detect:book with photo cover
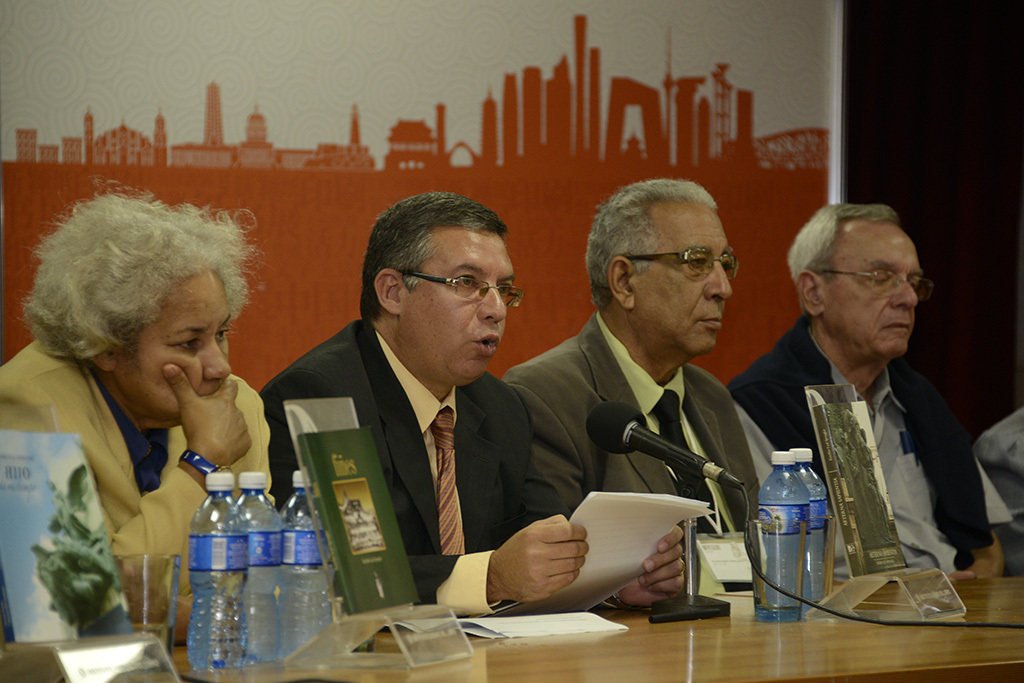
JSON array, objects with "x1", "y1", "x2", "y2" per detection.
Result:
[
  {"x1": 805, "y1": 385, "x2": 906, "y2": 576},
  {"x1": 0, "y1": 429, "x2": 132, "y2": 642},
  {"x1": 296, "y1": 426, "x2": 418, "y2": 614}
]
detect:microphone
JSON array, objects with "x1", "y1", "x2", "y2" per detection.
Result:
[{"x1": 586, "y1": 401, "x2": 745, "y2": 490}]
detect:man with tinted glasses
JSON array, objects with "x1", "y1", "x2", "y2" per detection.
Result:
[
  {"x1": 505, "y1": 179, "x2": 760, "y2": 577},
  {"x1": 729, "y1": 203, "x2": 1009, "y2": 579},
  {"x1": 261, "y1": 191, "x2": 683, "y2": 613}
]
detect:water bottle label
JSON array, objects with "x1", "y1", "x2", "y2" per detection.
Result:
[
  {"x1": 248, "y1": 530, "x2": 283, "y2": 566},
  {"x1": 809, "y1": 498, "x2": 827, "y2": 530},
  {"x1": 758, "y1": 504, "x2": 808, "y2": 535},
  {"x1": 189, "y1": 533, "x2": 248, "y2": 570},
  {"x1": 283, "y1": 529, "x2": 323, "y2": 566}
]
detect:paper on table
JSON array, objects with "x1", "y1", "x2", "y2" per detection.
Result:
[
  {"x1": 458, "y1": 612, "x2": 627, "y2": 638},
  {"x1": 492, "y1": 491, "x2": 709, "y2": 615}
]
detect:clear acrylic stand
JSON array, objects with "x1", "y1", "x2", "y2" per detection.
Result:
[
  {"x1": 0, "y1": 641, "x2": 65, "y2": 683},
  {"x1": 284, "y1": 599, "x2": 472, "y2": 670},
  {"x1": 806, "y1": 567, "x2": 965, "y2": 621}
]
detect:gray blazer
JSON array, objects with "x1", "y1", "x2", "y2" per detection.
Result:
[{"x1": 504, "y1": 313, "x2": 759, "y2": 521}]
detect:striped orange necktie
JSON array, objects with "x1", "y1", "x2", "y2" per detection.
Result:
[{"x1": 431, "y1": 406, "x2": 465, "y2": 555}]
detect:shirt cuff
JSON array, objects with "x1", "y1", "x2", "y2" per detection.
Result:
[{"x1": 435, "y1": 550, "x2": 495, "y2": 615}]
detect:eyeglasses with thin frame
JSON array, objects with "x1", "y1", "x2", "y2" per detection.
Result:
[
  {"x1": 818, "y1": 269, "x2": 934, "y2": 301},
  {"x1": 625, "y1": 247, "x2": 739, "y2": 280},
  {"x1": 403, "y1": 271, "x2": 525, "y2": 307}
]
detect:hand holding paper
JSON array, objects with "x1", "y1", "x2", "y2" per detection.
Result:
[
  {"x1": 492, "y1": 491, "x2": 708, "y2": 616},
  {"x1": 616, "y1": 525, "x2": 685, "y2": 606},
  {"x1": 487, "y1": 515, "x2": 589, "y2": 603}
]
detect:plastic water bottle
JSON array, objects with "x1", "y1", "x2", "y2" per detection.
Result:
[
  {"x1": 792, "y1": 447, "x2": 828, "y2": 610},
  {"x1": 280, "y1": 470, "x2": 332, "y2": 656},
  {"x1": 756, "y1": 450, "x2": 810, "y2": 622},
  {"x1": 187, "y1": 470, "x2": 248, "y2": 669},
  {"x1": 237, "y1": 471, "x2": 282, "y2": 663}
]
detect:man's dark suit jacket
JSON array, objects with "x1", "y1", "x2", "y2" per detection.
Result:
[
  {"x1": 260, "y1": 319, "x2": 568, "y2": 602},
  {"x1": 504, "y1": 314, "x2": 759, "y2": 521}
]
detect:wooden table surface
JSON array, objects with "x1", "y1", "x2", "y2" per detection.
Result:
[{"x1": 174, "y1": 577, "x2": 1024, "y2": 682}]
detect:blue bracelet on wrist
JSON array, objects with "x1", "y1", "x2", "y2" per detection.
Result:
[{"x1": 179, "y1": 449, "x2": 227, "y2": 475}]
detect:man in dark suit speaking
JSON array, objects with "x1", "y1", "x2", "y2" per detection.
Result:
[{"x1": 261, "y1": 192, "x2": 683, "y2": 614}]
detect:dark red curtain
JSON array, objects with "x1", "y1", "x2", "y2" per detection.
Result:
[{"x1": 844, "y1": 0, "x2": 1024, "y2": 437}]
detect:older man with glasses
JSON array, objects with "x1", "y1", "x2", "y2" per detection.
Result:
[
  {"x1": 260, "y1": 191, "x2": 683, "y2": 614},
  {"x1": 729, "y1": 202, "x2": 1009, "y2": 580},
  {"x1": 505, "y1": 179, "x2": 760, "y2": 597}
]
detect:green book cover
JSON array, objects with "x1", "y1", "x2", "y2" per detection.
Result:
[
  {"x1": 806, "y1": 385, "x2": 905, "y2": 577},
  {"x1": 297, "y1": 427, "x2": 418, "y2": 614}
]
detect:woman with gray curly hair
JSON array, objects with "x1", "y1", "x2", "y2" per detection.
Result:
[{"x1": 0, "y1": 191, "x2": 271, "y2": 642}]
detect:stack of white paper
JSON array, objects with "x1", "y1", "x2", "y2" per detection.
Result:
[{"x1": 493, "y1": 491, "x2": 709, "y2": 616}]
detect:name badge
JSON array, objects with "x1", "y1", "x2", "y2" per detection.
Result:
[{"x1": 696, "y1": 533, "x2": 751, "y2": 583}]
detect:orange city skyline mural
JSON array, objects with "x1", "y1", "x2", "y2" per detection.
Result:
[
  {"x1": 14, "y1": 18, "x2": 825, "y2": 173},
  {"x1": 3, "y1": 8, "x2": 833, "y2": 390}
]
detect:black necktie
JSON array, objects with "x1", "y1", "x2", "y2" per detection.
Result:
[
  {"x1": 653, "y1": 390, "x2": 687, "y2": 449},
  {"x1": 652, "y1": 389, "x2": 714, "y2": 532}
]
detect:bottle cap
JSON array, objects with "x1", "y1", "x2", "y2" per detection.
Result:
[
  {"x1": 292, "y1": 469, "x2": 310, "y2": 488},
  {"x1": 205, "y1": 470, "x2": 235, "y2": 491},
  {"x1": 791, "y1": 448, "x2": 813, "y2": 463},
  {"x1": 239, "y1": 471, "x2": 267, "y2": 490},
  {"x1": 770, "y1": 450, "x2": 795, "y2": 466}
]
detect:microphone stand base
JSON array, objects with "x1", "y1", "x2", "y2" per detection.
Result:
[{"x1": 649, "y1": 594, "x2": 731, "y2": 623}]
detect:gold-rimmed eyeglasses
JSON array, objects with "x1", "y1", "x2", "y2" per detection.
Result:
[
  {"x1": 625, "y1": 247, "x2": 739, "y2": 280},
  {"x1": 818, "y1": 269, "x2": 934, "y2": 301},
  {"x1": 403, "y1": 272, "x2": 525, "y2": 307}
]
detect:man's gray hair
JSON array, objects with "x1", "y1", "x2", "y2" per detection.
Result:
[
  {"x1": 24, "y1": 191, "x2": 257, "y2": 364},
  {"x1": 787, "y1": 203, "x2": 901, "y2": 282},
  {"x1": 586, "y1": 178, "x2": 718, "y2": 308}
]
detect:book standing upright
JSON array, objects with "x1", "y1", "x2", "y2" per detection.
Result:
[
  {"x1": 281, "y1": 398, "x2": 472, "y2": 669},
  {"x1": 0, "y1": 429, "x2": 132, "y2": 643},
  {"x1": 804, "y1": 385, "x2": 965, "y2": 621}
]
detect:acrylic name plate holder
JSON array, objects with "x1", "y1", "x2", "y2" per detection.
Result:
[
  {"x1": 283, "y1": 397, "x2": 472, "y2": 669},
  {"x1": 803, "y1": 385, "x2": 965, "y2": 622},
  {"x1": 806, "y1": 566, "x2": 965, "y2": 622}
]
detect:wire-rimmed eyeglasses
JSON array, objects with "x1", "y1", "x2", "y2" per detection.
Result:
[
  {"x1": 818, "y1": 269, "x2": 934, "y2": 301},
  {"x1": 625, "y1": 247, "x2": 739, "y2": 280},
  {"x1": 403, "y1": 272, "x2": 525, "y2": 307}
]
